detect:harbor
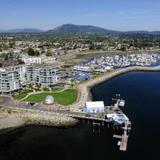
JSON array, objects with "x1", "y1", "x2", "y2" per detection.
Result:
[
  {"x1": 2, "y1": 65, "x2": 160, "y2": 152},
  {"x1": 1, "y1": 70, "x2": 160, "y2": 160},
  {"x1": 0, "y1": 93, "x2": 131, "y2": 151},
  {"x1": 73, "y1": 53, "x2": 160, "y2": 74},
  {"x1": 1, "y1": 65, "x2": 160, "y2": 153}
]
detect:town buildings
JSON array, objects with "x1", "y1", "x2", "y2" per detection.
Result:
[{"x1": 0, "y1": 63, "x2": 61, "y2": 93}]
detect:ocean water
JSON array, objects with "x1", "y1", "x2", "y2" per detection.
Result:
[{"x1": 0, "y1": 72, "x2": 160, "y2": 160}]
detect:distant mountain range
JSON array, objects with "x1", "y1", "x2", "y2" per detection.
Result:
[
  {"x1": 46, "y1": 24, "x2": 160, "y2": 36},
  {"x1": 0, "y1": 28, "x2": 42, "y2": 33},
  {"x1": 46, "y1": 24, "x2": 118, "y2": 35},
  {"x1": 0, "y1": 24, "x2": 160, "y2": 36}
]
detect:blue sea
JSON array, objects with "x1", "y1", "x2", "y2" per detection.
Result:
[{"x1": 0, "y1": 72, "x2": 160, "y2": 160}]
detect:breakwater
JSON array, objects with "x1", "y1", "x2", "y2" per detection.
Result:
[
  {"x1": 22, "y1": 111, "x2": 78, "y2": 127},
  {"x1": 72, "y1": 66, "x2": 160, "y2": 109}
]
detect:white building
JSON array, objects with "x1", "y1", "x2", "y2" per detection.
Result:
[
  {"x1": 0, "y1": 63, "x2": 61, "y2": 93},
  {"x1": 73, "y1": 65, "x2": 93, "y2": 72},
  {"x1": 42, "y1": 56, "x2": 56, "y2": 64},
  {"x1": 84, "y1": 101, "x2": 105, "y2": 113},
  {"x1": 25, "y1": 64, "x2": 60, "y2": 86},
  {"x1": 0, "y1": 65, "x2": 26, "y2": 93},
  {"x1": 22, "y1": 57, "x2": 42, "y2": 65}
]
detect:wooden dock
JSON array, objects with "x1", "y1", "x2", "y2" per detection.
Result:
[
  {"x1": 119, "y1": 131, "x2": 128, "y2": 151},
  {"x1": 113, "y1": 121, "x2": 131, "y2": 151}
]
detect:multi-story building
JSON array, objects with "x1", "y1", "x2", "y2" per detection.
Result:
[
  {"x1": 0, "y1": 65, "x2": 26, "y2": 93},
  {"x1": 0, "y1": 63, "x2": 61, "y2": 93},
  {"x1": 26, "y1": 64, "x2": 60, "y2": 86}
]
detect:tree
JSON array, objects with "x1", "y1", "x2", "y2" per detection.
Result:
[
  {"x1": 89, "y1": 43, "x2": 95, "y2": 50},
  {"x1": 34, "y1": 50, "x2": 40, "y2": 56},
  {"x1": 27, "y1": 48, "x2": 35, "y2": 56},
  {"x1": 27, "y1": 48, "x2": 40, "y2": 56},
  {"x1": 46, "y1": 50, "x2": 52, "y2": 56}
]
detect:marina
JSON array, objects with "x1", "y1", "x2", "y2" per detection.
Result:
[{"x1": 73, "y1": 53, "x2": 160, "y2": 74}]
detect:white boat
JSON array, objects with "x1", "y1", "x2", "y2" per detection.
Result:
[{"x1": 119, "y1": 99, "x2": 125, "y2": 107}]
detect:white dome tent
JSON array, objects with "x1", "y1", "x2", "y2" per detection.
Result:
[{"x1": 44, "y1": 95, "x2": 54, "y2": 105}]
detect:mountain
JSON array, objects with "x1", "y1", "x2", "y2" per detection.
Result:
[
  {"x1": 46, "y1": 24, "x2": 160, "y2": 36},
  {"x1": 0, "y1": 24, "x2": 160, "y2": 36},
  {"x1": 46, "y1": 24, "x2": 119, "y2": 35},
  {"x1": 0, "y1": 28, "x2": 43, "y2": 33}
]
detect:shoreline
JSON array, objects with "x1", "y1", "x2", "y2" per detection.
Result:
[
  {"x1": 77, "y1": 49, "x2": 160, "y2": 57},
  {"x1": 1, "y1": 65, "x2": 160, "y2": 131},
  {"x1": 0, "y1": 107, "x2": 78, "y2": 132},
  {"x1": 72, "y1": 66, "x2": 160, "y2": 108}
]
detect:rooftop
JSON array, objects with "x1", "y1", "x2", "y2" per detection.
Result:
[
  {"x1": 28, "y1": 63, "x2": 60, "y2": 68},
  {"x1": 86, "y1": 101, "x2": 105, "y2": 108},
  {"x1": 0, "y1": 60, "x2": 24, "y2": 68}
]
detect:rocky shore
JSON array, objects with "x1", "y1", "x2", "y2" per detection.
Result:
[
  {"x1": 0, "y1": 107, "x2": 78, "y2": 132},
  {"x1": 0, "y1": 108, "x2": 25, "y2": 130},
  {"x1": 22, "y1": 112, "x2": 78, "y2": 127}
]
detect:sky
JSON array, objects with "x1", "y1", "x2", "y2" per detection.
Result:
[{"x1": 0, "y1": 0, "x2": 160, "y2": 31}]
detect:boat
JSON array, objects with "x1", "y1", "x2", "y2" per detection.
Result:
[{"x1": 119, "y1": 99, "x2": 125, "y2": 107}]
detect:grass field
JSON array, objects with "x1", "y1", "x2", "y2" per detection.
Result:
[
  {"x1": 24, "y1": 89, "x2": 78, "y2": 105},
  {"x1": 15, "y1": 92, "x2": 28, "y2": 100}
]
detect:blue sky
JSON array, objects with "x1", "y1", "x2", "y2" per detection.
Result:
[{"x1": 0, "y1": 0, "x2": 160, "y2": 31}]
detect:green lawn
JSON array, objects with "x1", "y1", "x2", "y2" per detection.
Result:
[
  {"x1": 51, "y1": 87, "x2": 63, "y2": 92},
  {"x1": 24, "y1": 89, "x2": 78, "y2": 105},
  {"x1": 15, "y1": 92, "x2": 28, "y2": 100}
]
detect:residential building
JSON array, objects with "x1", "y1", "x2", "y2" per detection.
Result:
[
  {"x1": 0, "y1": 63, "x2": 61, "y2": 93},
  {"x1": 26, "y1": 64, "x2": 60, "y2": 86},
  {"x1": 0, "y1": 65, "x2": 26, "y2": 93}
]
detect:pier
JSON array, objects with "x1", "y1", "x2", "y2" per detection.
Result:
[
  {"x1": 113, "y1": 120, "x2": 131, "y2": 151},
  {"x1": 70, "y1": 111, "x2": 131, "y2": 152},
  {"x1": 69, "y1": 96, "x2": 132, "y2": 152},
  {"x1": 0, "y1": 95, "x2": 131, "y2": 152}
]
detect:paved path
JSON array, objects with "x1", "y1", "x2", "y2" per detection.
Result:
[{"x1": 20, "y1": 88, "x2": 68, "y2": 101}]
